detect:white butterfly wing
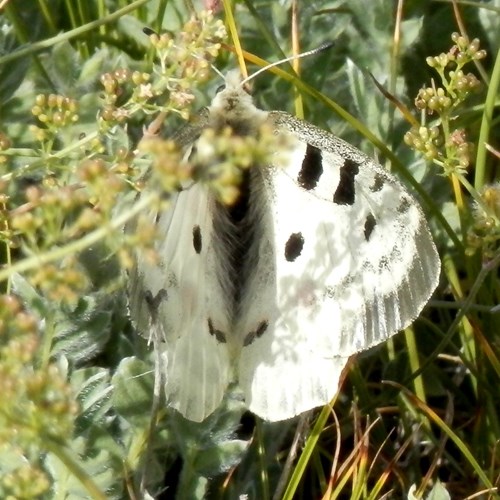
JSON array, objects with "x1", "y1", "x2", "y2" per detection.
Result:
[
  {"x1": 129, "y1": 182, "x2": 232, "y2": 422},
  {"x1": 130, "y1": 73, "x2": 439, "y2": 423},
  {"x1": 237, "y1": 112, "x2": 440, "y2": 421}
]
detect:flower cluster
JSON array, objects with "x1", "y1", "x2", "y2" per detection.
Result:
[
  {"x1": 0, "y1": 16, "x2": 231, "y2": 487},
  {"x1": 30, "y1": 94, "x2": 79, "y2": 148},
  {"x1": 1, "y1": 10, "x2": 228, "y2": 306},
  {"x1": 466, "y1": 183, "x2": 500, "y2": 259},
  {"x1": 0, "y1": 295, "x2": 78, "y2": 498},
  {"x1": 99, "y1": 11, "x2": 227, "y2": 129},
  {"x1": 189, "y1": 124, "x2": 291, "y2": 205},
  {"x1": 404, "y1": 33, "x2": 485, "y2": 175}
]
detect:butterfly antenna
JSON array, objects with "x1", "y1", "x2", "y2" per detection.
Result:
[
  {"x1": 241, "y1": 41, "x2": 334, "y2": 86},
  {"x1": 211, "y1": 64, "x2": 225, "y2": 80}
]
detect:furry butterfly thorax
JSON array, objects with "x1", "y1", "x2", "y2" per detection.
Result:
[{"x1": 128, "y1": 68, "x2": 440, "y2": 422}]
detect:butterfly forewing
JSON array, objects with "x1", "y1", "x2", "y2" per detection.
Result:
[
  {"x1": 273, "y1": 114, "x2": 440, "y2": 345},
  {"x1": 236, "y1": 113, "x2": 440, "y2": 420}
]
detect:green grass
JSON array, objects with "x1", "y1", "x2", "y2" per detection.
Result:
[{"x1": 0, "y1": 0, "x2": 499, "y2": 499}]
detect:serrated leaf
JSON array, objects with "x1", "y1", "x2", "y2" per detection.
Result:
[
  {"x1": 112, "y1": 357, "x2": 154, "y2": 427},
  {"x1": 167, "y1": 394, "x2": 246, "y2": 455},
  {"x1": 72, "y1": 367, "x2": 113, "y2": 426},
  {"x1": 11, "y1": 272, "x2": 49, "y2": 319},
  {"x1": 345, "y1": 58, "x2": 390, "y2": 142},
  {"x1": 101, "y1": 124, "x2": 132, "y2": 158},
  {"x1": 50, "y1": 41, "x2": 82, "y2": 95},
  {"x1": 52, "y1": 294, "x2": 112, "y2": 363},
  {"x1": 46, "y1": 437, "x2": 122, "y2": 500},
  {"x1": 400, "y1": 17, "x2": 424, "y2": 49},
  {"x1": 78, "y1": 47, "x2": 114, "y2": 88},
  {"x1": 176, "y1": 476, "x2": 208, "y2": 500},
  {"x1": 478, "y1": 3, "x2": 500, "y2": 48},
  {"x1": 190, "y1": 439, "x2": 250, "y2": 476},
  {"x1": 117, "y1": 15, "x2": 151, "y2": 49},
  {"x1": 0, "y1": 53, "x2": 29, "y2": 105}
]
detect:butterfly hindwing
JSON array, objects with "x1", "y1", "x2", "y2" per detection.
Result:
[{"x1": 130, "y1": 181, "x2": 232, "y2": 422}]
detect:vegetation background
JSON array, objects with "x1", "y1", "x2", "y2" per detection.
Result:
[{"x1": 0, "y1": 0, "x2": 498, "y2": 498}]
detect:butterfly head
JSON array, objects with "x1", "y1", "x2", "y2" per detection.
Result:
[{"x1": 208, "y1": 70, "x2": 268, "y2": 134}]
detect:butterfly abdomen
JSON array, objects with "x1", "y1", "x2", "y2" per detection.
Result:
[{"x1": 212, "y1": 167, "x2": 268, "y2": 325}]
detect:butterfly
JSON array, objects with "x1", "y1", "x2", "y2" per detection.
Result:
[{"x1": 128, "y1": 69, "x2": 440, "y2": 423}]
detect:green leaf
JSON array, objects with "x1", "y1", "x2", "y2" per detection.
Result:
[
  {"x1": 46, "y1": 437, "x2": 122, "y2": 500},
  {"x1": 72, "y1": 367, "x2": 113, "y2": 426},
  {"x1": 112, "y1": 357, "x2": 154, "y2": 427},
  {"x1": 52, "y1": 294, "x2": 113, "y2": 363},
  {"x1": 50, "y1": 41, "x2": 82, "y2": 95},
  {"x1": 189, "y1": 439, "x2": 250, "y2": 477}
]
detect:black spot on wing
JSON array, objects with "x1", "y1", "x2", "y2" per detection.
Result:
[
  {"x1": 192, "y1": 225, "x2": 202, "y2": 254},
  {"x1": 297, "y1": 144, "x2": 323, "y2": 190},
  {"x1": 378, "y1": 255, "x2": 390, "y2": 270},
  {"x1": 243, "y1": 320, "x2": 269, "y2": 347},
  {"x1": 370, "y1": 173, "x2": 385, "y2": 192},
  {"x1": 167, "y1": 272, "x2": 178, "y2": 288},
  {"x1": 364, "y1": 213, "x2": 376, "y2": 241},
  {"x1": 398, "y1": 197, "x2": 411, "y2": 213},
  {"x1": 144, "y1": 289, "x2": 168, "y2": 318},
  {"x1": 255, "y1": 320, "x2": 268, "y2": 338},
  {"x1": 333, "y1": 158, "x2": 360, "y2": 205},
  {"x1": 208, "y1": 318, "x2": 227, "y2": 344},
  {"x1": 285, "y1": 233, "x2": 304, "y2": 262}
]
